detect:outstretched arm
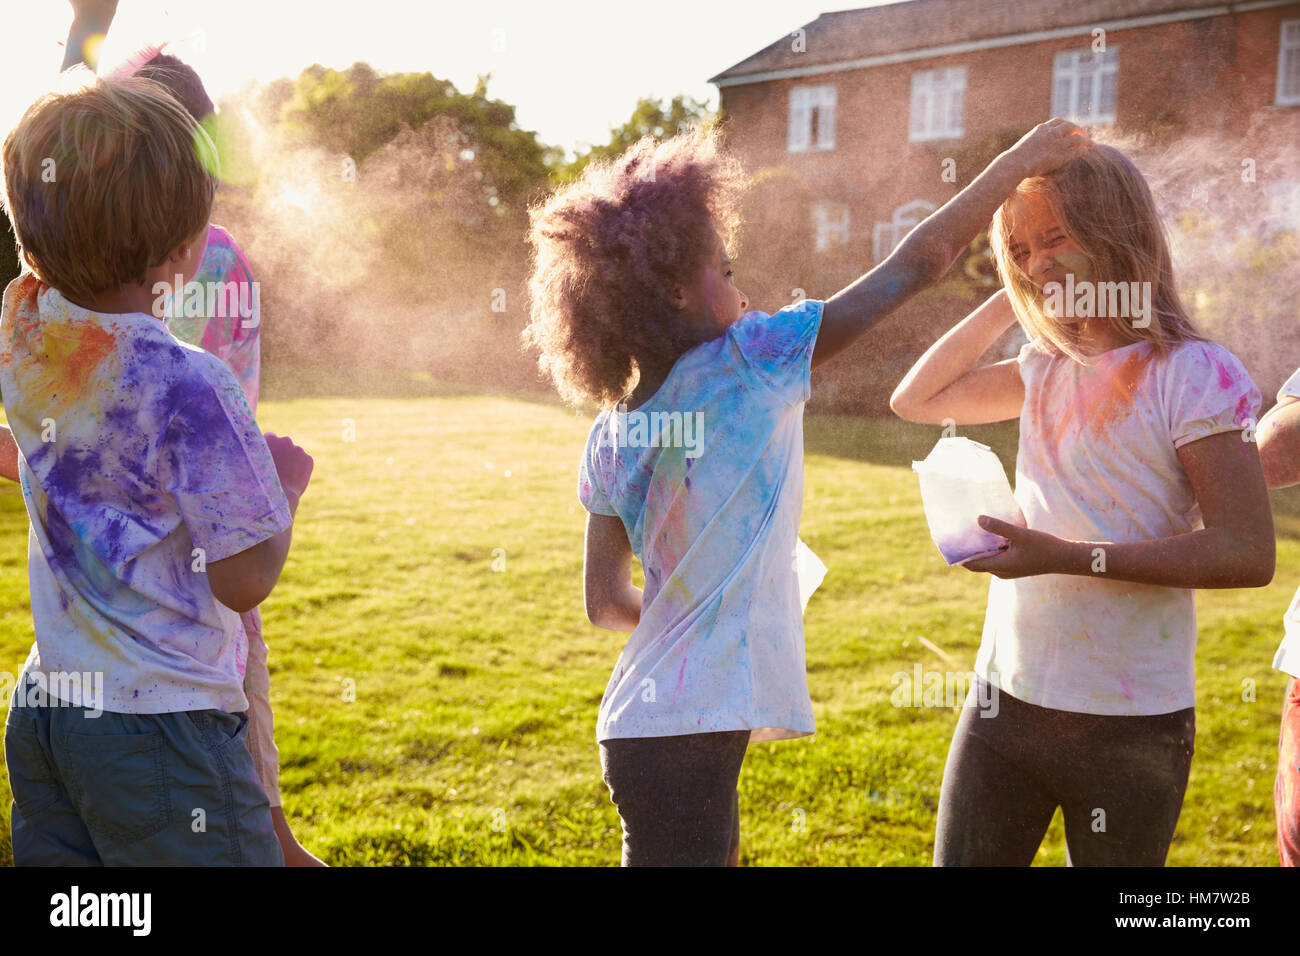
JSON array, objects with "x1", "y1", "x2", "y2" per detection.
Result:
[{"x1": 813, "y1": 118, "x2": 1089, "y2": 370}]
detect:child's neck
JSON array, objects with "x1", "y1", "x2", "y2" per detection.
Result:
[
  {"x1": 626, "y1": 374, "x2": 665, "y2": 411},
  {"x1": 626, "y1": 360, "x2": 677, "y2": 410},
  {"x1": 1075, "y1": 318, "x2": 1133, "y2": 357},
  {"x1": 64, "y1": 282, "x2": 161, "y2": 318}
]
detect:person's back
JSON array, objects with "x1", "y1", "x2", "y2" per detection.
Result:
[
  {"x1": 0, "y1": 75, "x2": 311, "y2": 866},
  {"x1": 579, "y1": 300, "x2": 822, "y2": 741},
  {"x1": 2, "y1": 274, "x2": 273, "y2": 708}
]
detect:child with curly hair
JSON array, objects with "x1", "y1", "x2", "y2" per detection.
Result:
[{"x1": 525, "y1": 119, "x2": 1089, "y2": 865}]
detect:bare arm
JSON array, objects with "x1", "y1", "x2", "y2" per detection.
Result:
[
  {"x1": 583, "y1": 512, "x2": 642, "y2": 631},
  {"x1": 890, "y1": 288, "x2": 1025, "y2": 424},
  {"x1": 967, "y1": 430, "x2": 1275, "y2": 588},
  {"x1": 813, "y1": 119, "x2": 1089, "y2": 370},
  {"x1": 205, "y1": 491, "x2": 298, "y2": 613},
  {"x1": 62, "y1": 0, "x2": 119, "y2": 71},
  {"x1": 1258, "y1": 393, "x2": 1300, "y2": 489},
  {"x1": 205, "y1": 433, "x2": 312, "y2": 613},
  {"x1": 0, "y1": 426, "x2": 18, "y2": 482}
]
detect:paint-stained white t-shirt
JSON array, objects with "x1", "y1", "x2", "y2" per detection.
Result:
[
  {"x1": 976, "y1": 337, "x2": 1260, "y2": 715},
  {"x1": 0, "y1": 275, "x2": 291, "y2": 715},
  {"x1": 579, "y1": 301, "x2": 823, "y2": 742}
]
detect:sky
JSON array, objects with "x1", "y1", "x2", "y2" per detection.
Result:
[{"x1": 1, "y1": 0, "x2": 897, "y2": 158}]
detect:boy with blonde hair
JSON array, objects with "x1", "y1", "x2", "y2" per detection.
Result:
[{"x1": 0, "y1": 75, "x2": 311, "y2": 865}]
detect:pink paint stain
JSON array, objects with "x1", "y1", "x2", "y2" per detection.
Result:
[
  {"x1": 1214, "y1": 360, "x2": 1235, "y2": 390},
  {"x1": 1118, "y1": 672, "x2": 1135, "y2": 701},
  {"x1": 1235, "y1": 392, "x2": 1254, "y2": 427}
]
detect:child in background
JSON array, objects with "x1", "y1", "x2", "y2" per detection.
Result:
[
  {"x1": 55, "y1": 1, "x2": 321, "y2": 865},
  {"x1": 0, "y1": 75, "x2": 310, "y2": 865},
  {"x1": 124, "y1": 49, "x2": 322, "y2": 867},
  {"x1": 892, "y1": 143, "x2": 1275, "y2": 866},
  {"x1": 525, "y1": 120, "x2": 1088, "y2": 865},
  {"x1": 1255, "y1": 371, "x2": 1300, "y2": 866}
]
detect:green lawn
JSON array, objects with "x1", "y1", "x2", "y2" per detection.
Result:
[{"x1": 0, "y1": 391, "x2": 1296, "y2": 866}]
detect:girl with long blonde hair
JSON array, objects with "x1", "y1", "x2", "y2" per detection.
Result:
[{"x1": 892, "y1": 143, "x2": 1275, "y2": 866}]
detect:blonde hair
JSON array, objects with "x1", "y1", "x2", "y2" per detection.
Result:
[
  {"x1": 990, "y1": 143, "x2": 1204, "y2": 363},
  {"x1": 1, "y1": 76, "x2": 218, "y2": 303}
]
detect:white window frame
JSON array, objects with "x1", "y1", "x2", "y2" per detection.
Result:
[
  {"x1": 1264, "y1": 180, "x2": 1300, "y2": 235},
  {"x1": 1278, "y1": 20, "x2": 1300, "y2": 106},
  {"x1": 873, "y1": 199, "x2": 936, "y2": 262},
  {"x1": 811, "y1": 201, "x2": 850, "y2": 252},
  {"x1": 909, "y1": 67, "x2": 966, "y2": 142},
  {"x1": 788, "y1": 85, "x2": 837, "y2": 153},
  {"x1": 1051, "y1": 48, "x2": 1119, "y2": 124}
]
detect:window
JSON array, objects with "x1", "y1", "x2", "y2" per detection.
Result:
[
  {"x1": 788, "y1": 85, "x2": 836, "y2": 152},
  {"x1": 909, "y1": 68, "x2": 966, "y2": 141},
  {"x1": 873, "y1": 200, "x2": 936, "y2": 262},
  {"x1": 1264, "y1": 180, "x2": 1300, "y2": 234},
  {"x1": 1052, "y1": 49, "x2": 1119, "y2": 124},
  {"x1": 1278, "y1": 20, "x2": 1300, "y2": 106},
  {"x1": 812, "y1": 202, "x2": 850, "y2": 252}
]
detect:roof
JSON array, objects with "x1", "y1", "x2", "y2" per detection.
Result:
[{"x1": 708, "y1": 0, "x2": 1288, "y2": 85}]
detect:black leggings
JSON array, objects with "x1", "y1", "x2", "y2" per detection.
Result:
[
  {"x1": 600, "y1": 730, "x2": 749, "y2": 866},
  {"x1": 934, "y1": 678, "x2": 1194, "y2": 866}
]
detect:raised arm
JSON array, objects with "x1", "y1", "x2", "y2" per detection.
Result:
[
  {"x1": 889, "y1": 288, "x2": 1025, "y2": 425},
  {"x1": 813, "y1": 119, "x2": 1089, "y2": 370},
  {"x1": 62, "y1": 0, "x2": 120, "y2": 71}
]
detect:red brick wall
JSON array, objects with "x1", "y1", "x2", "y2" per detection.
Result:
[
  {"x1": 717, "y1": 4, "x2": 1300, "y2": 413},
  {"x1": 719, "y1": 4, "x2": 1300, "y2": 253}
]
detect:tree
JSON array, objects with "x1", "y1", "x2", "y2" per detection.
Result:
[
  {"x1": 276, "y1": 64, "x2": 553, "y2": 206},
  {"x1": 555, "y1": 94, "x2": 715, "y2": 183}
]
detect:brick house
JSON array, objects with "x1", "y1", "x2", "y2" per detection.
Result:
[
  {"x1": 709, "y1": 0, "x2": 1300, "y2": 408},
  {"x1": 711, "y1": 0, "x2": 1299, "y2": 262}
]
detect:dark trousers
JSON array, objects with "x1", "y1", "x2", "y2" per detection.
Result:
[
  {"x1": 600, "y1": 730, "x2": 749, "y2": 866},
  {"x1": 934, "y1": 678, "x2": 1194, "y2": 866}
]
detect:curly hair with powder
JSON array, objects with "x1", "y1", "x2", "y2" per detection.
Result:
[{"x1": 524, "y1": 125, "x2": 748, "y2": 407}]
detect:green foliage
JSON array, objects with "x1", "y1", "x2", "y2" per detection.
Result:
[
  {"x1": 275, "y1": 63, "x2": 552, "y2": 204},
  {"x1": 554, "y1": 94, "x2": 716, "y2": 184}
]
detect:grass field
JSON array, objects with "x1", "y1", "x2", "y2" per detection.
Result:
[{"x1": 1, "y1": 387, "x2": 1298, "y2": 866}]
